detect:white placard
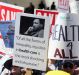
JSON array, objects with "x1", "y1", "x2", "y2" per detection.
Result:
[
  {"x1": 13, "y1": 13, "x2": 51, "y2": 71},
  {"x1": 48, "y1": 13, "x2": 79, "y2": 60},
  {"x1": 70, "y1": 0, "x2": 79, "y2": 13},
  {"x1": 58, "y1": 0, "x2": 69, "y2": 12}
]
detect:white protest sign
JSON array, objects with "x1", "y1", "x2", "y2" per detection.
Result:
[
  {"x1": 48, "y1": 13, "x2": 79, "y2": 60},
  {"x1": 70, "y1": 0, "x2": 79, "y2": 13},
  {"x1": 13, "y1": 13, "x2": 51, "y2": 71},
  {"x1": 58, "y1": 0, "x2": 69, "y2": 12}
]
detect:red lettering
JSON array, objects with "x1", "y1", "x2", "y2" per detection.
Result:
[
  {"x1": 1, "y1": 9, "x2": 5, "y2": 21},
  {"x1": 36, "y1": 12, "x2": 42, "y2": 16},
  {"x1": 54, "y1": 48, "x2": 78, "y2": 59},
  {"x1": 0, "y1": 5, "x2": 23, "y2": 21},
  {"x1": 54, "y1": 48, "x2": 62, "y2": 58},
  {"x1": 36, "y1": 10, "x2": 58, "y2": 25},
  {"x1": 62, "y1": 49, "x2": 69, "y2": 58},
  {"x1": 0, "y1": 9, "x2": 17, "y2": 21},
  {"x1": 6, "y1": 10, "x2": 10, "y2": 21},
  {"x1": 69, "y1": 50, "x2": 78, "y2": 59},
  {"x1": 11, "y1": 11, "x2": 16, "y2": 20}
]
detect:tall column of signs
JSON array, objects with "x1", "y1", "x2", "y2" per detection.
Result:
[{"x1": 0, "y1": 2, "x2": 24, "y2": 69}]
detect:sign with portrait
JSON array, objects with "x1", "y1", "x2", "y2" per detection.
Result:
[
  {"x1": 13, "y1": 13, "x2": 51, "y2": 71},
  {"x1": 48, "y1": 13, "x2": 79, "y2": 60}
]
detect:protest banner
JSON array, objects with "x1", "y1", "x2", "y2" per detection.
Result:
[
  {"x1": 0, "y1": 21, "x2": 15, "y2": 55},
  {"x1": 48, "y1": 13, "x2": 79, "y2": 60},
  {"x1": 69, "y1": 0, "x2": 79, "y2": 13},
  {"x1": 0, "y1": 21, "x2": 15, "y2": 48},
  {"x1": 0, "y1": 2, "x2": 23, "y2": 74},
  {"x1": 35, "y1": 9, "x2": 58, "y2": 34},
  {"x1": 58, "y1": 0, "x2": 69, "y2": 12},
  {"x1": 13, "y1": 13, "x2": 51, "y2": 71},
  {"x1": 0, "y1": 2, "x2": 24, "y2": 21}
]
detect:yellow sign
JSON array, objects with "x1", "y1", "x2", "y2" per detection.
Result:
[{"x1": 45, "y1": 70, "x2": 70, "y2": 75}]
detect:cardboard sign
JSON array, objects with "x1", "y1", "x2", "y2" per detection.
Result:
[
  {"x1": 13, "y1": 13, "x2": 51, "y2": 71},
  {"x1": 35, "y1": 9, "x2": 58, "y2": 33},
  {"x1": 0, "y1": 2, "x2": 24, "y2": 21},
  {"x1": 48, "y1": 13, "x2": 79, "y2": 60},
  {"x1": 70, "y1": 1, "x2": 79, "y2": 13},
  {"x1": 58, "y1": 0, "x2": 69, "y2": 12}
]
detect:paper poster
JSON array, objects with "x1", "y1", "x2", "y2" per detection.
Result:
[
  {"x1": 13, "y1": 13, "x2": 51, "y2": 71},
  {"x1": 48, "y1": 13, "x2": 79, "y2": 60},
  {"x1": 58, "y1": 0, "x2": 69, "y2": 12},
  {"x1": 0, "y1": 2, "x2": 24, "y2": 21}
]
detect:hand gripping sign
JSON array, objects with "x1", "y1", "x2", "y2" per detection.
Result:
[{"x1": 48, "y1": 13, "x2": 79, "y2": 60}]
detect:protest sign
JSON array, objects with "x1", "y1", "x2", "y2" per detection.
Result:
[
  {"x1": 48, "y1": 13, "x2": 79, "y2": 60},
  {"x1": 58, "y1": 0, "x2": 69, "y2": 12},
  {"x1": 70, "y1": 0, "x2": 79, "y2": 13},
  {"x1": 13, "y1": 13, "x2": 51, "y2": 71},
  {"x1": 0, "y1": 21, "x2": 15, "y2": 48},
  {"x1": 0, "y1": 2, "x2": 24, "y2": 21},
  {"x1": 0, "y1": 21, "x2": 15, "y2": 57},
  {"x1": 35, "y1": 9, "x2": 58, "y2": 34}
]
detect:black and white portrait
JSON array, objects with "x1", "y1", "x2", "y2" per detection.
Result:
[{"x1": 19, "y1": 16, "x2": 45, "y2": 38}]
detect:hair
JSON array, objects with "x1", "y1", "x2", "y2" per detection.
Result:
[
  {"x1": 33, "y1": 18, "x2": 45, "y2": 29},
  {"x1": 63, "y1": 61, "x2": 74, "y2": 69}
]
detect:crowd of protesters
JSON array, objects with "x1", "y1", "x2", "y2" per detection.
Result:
[
  {"x1": 1, "y1": 1, "x2": 79, "y2": 75},
  {"x1": 1, "y1": 59, "x2": 79, "y2": 75},
  {"x1": 24, "y1": 1, "x2": 56, "y2": 14}
]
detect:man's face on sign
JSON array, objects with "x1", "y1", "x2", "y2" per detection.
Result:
[{"x1": 33, "y1": 19, "x2": 40, "y2": 29}]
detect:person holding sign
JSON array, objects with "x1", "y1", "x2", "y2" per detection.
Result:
[{"x1": 24, "y1": 18, "x2": 44, "y2": 38}]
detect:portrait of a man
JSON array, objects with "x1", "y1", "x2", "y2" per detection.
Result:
[{"x1": 20, "y1": 16, "x2": 45, "y2": 38}]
